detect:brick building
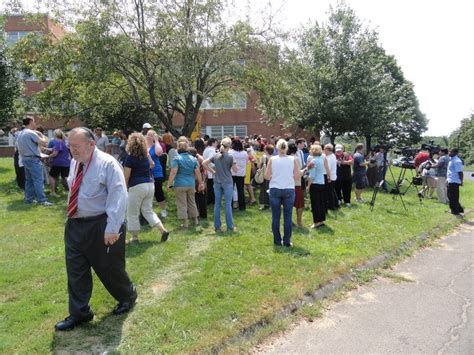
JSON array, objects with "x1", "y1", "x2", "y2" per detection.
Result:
[{"x1": 1, "y1": 14, "x2": 75, "y2": 156}]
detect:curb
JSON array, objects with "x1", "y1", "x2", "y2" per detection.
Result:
[{"x1": 211, "y1": 209, "x2": 473, "y2": 354}]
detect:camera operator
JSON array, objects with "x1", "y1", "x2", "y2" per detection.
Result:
[
  {"x1": 447, "y1": 148, "x2": 464, "y2": 216},
  {"x1": 375, "y1": 146, "x2": 389, "y2": 192},
  {"x1": 414, "y1": 146, "x2": 430, "y2": 169},
  {"x1": 430, "y1": 148, "x2": 449, "y2": 203},
  {"x1": 418, "y1": 158, "x2": 437, "y2": 199}
]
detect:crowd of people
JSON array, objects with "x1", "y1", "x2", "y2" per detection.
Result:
[
  {"x1": 8, "y1": 117, "x2": 466, "y2": 331},
  {"x1": 11, "y1": 118, "x2": 466, "y2": 245}
]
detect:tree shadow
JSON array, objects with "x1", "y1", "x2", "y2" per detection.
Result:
[
  {"x1": 51, "y1": 311, "x2": 128, "y2": 353},
  {"x1": 273, "y1": 245, "x2": 311, "y2": 257}
]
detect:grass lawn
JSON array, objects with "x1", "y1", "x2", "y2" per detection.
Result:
[{"x1": 1, "y1": 157, "x2": 473, "y2": 353}]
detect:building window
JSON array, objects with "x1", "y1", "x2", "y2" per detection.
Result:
[
  {"x1": 201, "y1": 93, "x2": 247, "y2": 110},
  {"x1": 21, "y1": 72, "x2": 38, "y2": 81},
  {"x1": 5, "y1": 31, "x2": 32, "y2": 46},
  {"x1": 201, "y1": 125, "x2": 247, "y2": 139}
]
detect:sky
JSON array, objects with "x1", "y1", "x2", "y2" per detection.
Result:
[
  {"x1": 11, "y1": 0, "x2": 474, "y2": 136},
  {"x1": 244, "y1": 0, "x2": 474, "y2": 136}
]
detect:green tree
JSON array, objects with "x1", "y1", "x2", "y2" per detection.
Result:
[
  {"x1": 10, "y1": 0, "x2": 254, "y2": 136},
  {"x1": 449, "y1": 114, "x2": 474, "y2": 165},
  {"x1": 0, "y1": 16, "x2": 21, "y2": 127},
  {"x1": 250, "y1": 3, "x2": 427, "y2": 147}
]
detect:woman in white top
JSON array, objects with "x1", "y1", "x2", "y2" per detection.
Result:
[
  {"x1": 264, "y1": 139, "x2": 299, "y2": 247},
  {"x1": 324, "y1": 144, "x2": 338, "y2": 210},
  {"x1": 230, "y1": 139, "x2": 248, "y2": 211}
]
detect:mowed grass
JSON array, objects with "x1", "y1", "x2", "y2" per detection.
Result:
[{"x1": 1, "y1": 157, "x2": 473, "y2": 353}]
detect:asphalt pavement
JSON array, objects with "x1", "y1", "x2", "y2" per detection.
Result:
[
  {"x1": 465, "y1": 170, "x2": 474, "y2": 183},
  {"x1": 259, "y1": 220, "x2": 474, "y2": 354}
]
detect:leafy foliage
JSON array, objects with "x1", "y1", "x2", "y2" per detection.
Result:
[
  {"x1": 0, "y1": 16, "x2": 21, "y2": 127},
  {"x1": 250, "y1": 3, "x2": 427, "y2": 146},
  {"x1": 449, "y1": 114, "x2": 474, "y2": 165},
  {"x1": 9, "y1": 0, "x2": 254, "y2": 136}
]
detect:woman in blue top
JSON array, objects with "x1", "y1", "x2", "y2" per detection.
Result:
[
  {"x1": 167, "y1": 137, "x2": 205, "y2": 229},
  {"x1": 146, "y1": 130, "x2": 168, "y2": 218},
  {"x1": 124, "y1": 133, "x2": 169, "y2": 243},
  {"x1": 306, "y1": 144, "x2": 331, "y2": 228}
]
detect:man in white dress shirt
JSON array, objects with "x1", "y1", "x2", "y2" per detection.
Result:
[{"x1": 55, "y1": 127, "x2": 136, "y2": 331}]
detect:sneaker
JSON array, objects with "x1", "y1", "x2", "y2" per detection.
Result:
[
  {"x1": 345, "y1": 203, "x2": 351, "y2": 208},
  {"x1": 40, "y1": 201, "x2": 53, "y2": 206},
  {"x1": 356, "y1": 198, "x2": 365, "y2": 203},
  {"x1": 160, "y1": 209, "x2": 168, "y2": 218}
]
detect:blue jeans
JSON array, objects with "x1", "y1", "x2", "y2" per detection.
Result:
[
  {"x1": 22, "y1": 158, "x2": 47, "y2": 203},
  {"x1": 269, "y1": 188, "x2": 295, "y2": 245},
  {"x1": 214, "y1": 182, "x2": 234, "y2": 230}
]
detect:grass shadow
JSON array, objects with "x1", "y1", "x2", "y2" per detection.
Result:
[
  {"x1": 273, "y1": 245, "x2": 311, "y2": 257},
  {"x1": 51, "y1": 311, "x2": 128, "y2": 353},
  {"x1": 0, "y1": 166, "x2": 11, "y2": 174},
  {"x1": 125, "y1": 240, "x2": 160, "y2": 258},
  {"x1": 294, "y1": 226, "x2": 311, "y2": 235},
  {"x1": 315, "y1": 224, "x2": 335, "y2": 235}
]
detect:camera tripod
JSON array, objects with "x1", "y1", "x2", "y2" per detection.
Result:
[
  {"x1": 370, "y1": 153, "x2": 411, "y2": 212},
  {"x1": 390, "y1": 165, "x2": 425, "y2": 205}
]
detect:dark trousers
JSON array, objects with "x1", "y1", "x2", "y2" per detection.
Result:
[
  {"x1": 14, "y1": 151, "x2": 25, "y2": 189},
  {"x1": 335, "y1": 178, "x2": 352, "y2": 204},
  {"x1": 447, "y1": 183, "x2": 464, "y2": 215},
  {"x1": 195, "y1": 191, "x2": 207, "y2": 219},
  {"x1": 159, "y1": 155, "x2": 167, "y2": 180},
  {"x1": 206, "y1": 178, "x2": 215, "y2": 204},
  {"x1": 65, "y1": 214, "x2": 135, "y2": 319},
  {"x1": 310, "y1": 183, "x2": 326, "y2": 223},
  {"x1": 325, "y1": 178, "x2": 338, "y2": 210},
  {"x1": 153, "y1": 178, "x2": 165, "y2": 203},
  {"x1": 233, "y1": 176, "x2": 246, "y2": 210},
  {"x1": 259, "y1": 179, "x2": 270, "y2": 206}
]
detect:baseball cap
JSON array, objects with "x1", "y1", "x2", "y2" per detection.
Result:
[
  {"x1": 335, "y1": 144, "x2": 344, "y2": 152},
  {"x1": 142, "y1": 123, "x2": 152, "y2": 129}
]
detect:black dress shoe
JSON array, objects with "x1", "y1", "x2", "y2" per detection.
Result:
[
  {"x1": 54, "y1": 313, "x2": 93, "y2": 331},
  {"x1": 113, "y1": 293, "x2": 137, "y2": 315},
  {"x1": 161, "y1": 231, "x2": 170, "y2": 242}
]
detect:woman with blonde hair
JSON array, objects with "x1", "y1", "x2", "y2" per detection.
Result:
[
  {"x1": 48, "y1": 129, "x2": 70, "y2": 196},
  {"x1": 264, "y1": 139, "x2": 299, "y2": 247},
  {"x1": 167, "y1": 138, "x2": 205, "y2": 228},
  {"x1": 124, "y1": 133, "x2": 169, "y2": 243},
  {"x1": 203, "y1": 137, "x2": 238, "y2": 232}
]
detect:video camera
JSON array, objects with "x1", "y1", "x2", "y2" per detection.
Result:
[
  {"x1": 393, "y1": 147, "x2": 418, "y2": 158},
  {"x1": 370, "y1": 143, "x2": 392, "y2": 152},
  {"x1": 421, "y1": 140, "x2": 441, "y2": 156}
]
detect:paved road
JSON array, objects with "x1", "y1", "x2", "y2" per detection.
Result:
[
  {"x1": 465, "y1": 171, "x2": 474, "y2": 183},
  {"x1": 259, "y1": 221, "x2": 474, "y2": 354}
]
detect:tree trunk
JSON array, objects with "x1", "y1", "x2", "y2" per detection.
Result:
[{"x1": 365, "y1": 135, "x2": 372, "y2": 152}]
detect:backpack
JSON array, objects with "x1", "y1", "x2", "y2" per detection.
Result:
[{"x1": 254, "y1": 156, "x2": 267, "y2": 184}]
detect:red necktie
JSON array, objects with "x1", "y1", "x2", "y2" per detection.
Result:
[{"x1": 67, "y1": 163, "x2": 84, "y2": 218}]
